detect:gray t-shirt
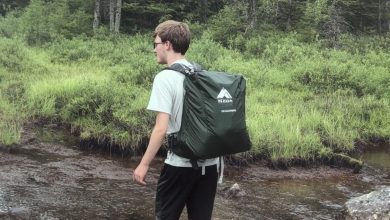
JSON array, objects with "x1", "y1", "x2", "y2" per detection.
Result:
[{"x1": 147, "y1": 59, "x2": 218, "y2": 167}]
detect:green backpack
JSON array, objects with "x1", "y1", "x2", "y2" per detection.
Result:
[{"x1": 166, "y1": 63, "x2": 251, "y2": 159}]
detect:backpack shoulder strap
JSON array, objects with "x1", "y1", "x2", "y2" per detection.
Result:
[{"x1": 164, "y1": 62, "x2": 202, "y2": 76}]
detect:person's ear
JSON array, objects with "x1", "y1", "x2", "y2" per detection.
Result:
[{"x1": 165, "y1": 41, "x2": 171, "y2": 50}]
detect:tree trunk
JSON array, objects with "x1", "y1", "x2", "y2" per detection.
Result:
[
  {"x1": 248, "y1": 0, "x2": 257, "y2": 30},
  {"x1": 114, "y1": 0, "x2": 122, "y2": 33},
  {"x1": 275, "y1": 1, "x2": 279, "y2": 24},
  {"x1": 201, "y1": 0, "x2": 208, "y2": 22},
  {"x1": 325, "y1": 1, "x2": 345, "y2": 48},
  {"x1": 93, "y1": 0, "x2": 101, "y2": 33},
  {"x1": 378, "y1": 0, "x2": 382, "y2": 34},
  {"x1": 109, "y1": 0, "x2": 115, "y2": 32},
  {"x1": 286, "y1": 0, "x2": 292, "y2": 31},
  {"x1": 387, "y1": 0, "x2": 390, "y2": 32}
]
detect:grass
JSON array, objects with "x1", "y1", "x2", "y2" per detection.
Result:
[
  {"x1": 0, "y1": 31, "x2": 389, "y2": 166},
  {"x1": 0, "y1": 92, "x2": 22, "y2": 147}
]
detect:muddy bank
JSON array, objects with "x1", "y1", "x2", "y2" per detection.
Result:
[
  {"x1": 0, "y1": 125, "x2": 389, "y2": 219},
  {"x1": 0, "y1": 126, "x2": 159, "y2": 219}
]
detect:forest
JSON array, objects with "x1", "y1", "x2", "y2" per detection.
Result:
[{"x1": 0, "y1": 0, "x2": 389, "y2": 167}]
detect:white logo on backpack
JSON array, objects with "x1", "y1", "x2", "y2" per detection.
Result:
[
  {"x1": 217, "y1": 88, "x2": 233, "y2": 103},
  {"x1": 217, "y1": 88, "x2": 232, "y2": 99}
]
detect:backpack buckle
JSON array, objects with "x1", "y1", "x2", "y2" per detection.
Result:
[
  {"x1": 167, "y1": 133, "x2": 178, "y2": 149},
  {"x1": 184, "y1": 69, "x2": 192, "y2": 75}
]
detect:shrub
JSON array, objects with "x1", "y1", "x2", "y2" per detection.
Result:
[
  {"x1": 49, "y1": 38, "x2": 92, "y2": 63},
  {"x1": 21, "y1": 0, "x2": 92, "y2": 46},
  {"x1": 0, "y1": 38, "x2": 29, "y2": 72},
  {"x1": 206, "y1": 3, "x2": 247, "y2": 47},
  {"x1": 0, "y1": 11, "x2": 23, "y2": 38},
  {"x1": 0, "y1": 95, "x2": 22, "y2": 146}
]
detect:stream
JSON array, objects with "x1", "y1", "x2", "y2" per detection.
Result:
[{"x1": 0, "y1": 125, "x2": 389, "y2": 220}]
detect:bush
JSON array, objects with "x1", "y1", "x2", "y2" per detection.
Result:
[
  {"x1": 0, "y1": 11, "x2": 22, "y2": 38},
  {"x1": 293, "y1": 61, "x2": 361, "y2": 95},
  {"x1": 206, "y1": 3, "x2": 247, "y2": 47},
  {"x1": 49, "y1": 38, "x2": 92, "y2": 63},
  {"x1": 0, "y1": 95, "x2": 22, "y2": 146},
  {"x1": 25, "y1": 66, "x2": 153, "y2": 149},
  {"x1": 187, "y1": 35, "x2": 227, "y2": 69},
  {"x1": 21, "y1": 0, "x2": 93, "y2": 46},
  {"x1": 0, "y1": 38, "x2": 29, "y2": 72},
  {"x1": 0, "y1": 38, "x2": 48, "y2": 103}
]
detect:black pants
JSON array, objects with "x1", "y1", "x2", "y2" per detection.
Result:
[{"x1": 155, "y1": 164, "x2": 218, "y2": 220}]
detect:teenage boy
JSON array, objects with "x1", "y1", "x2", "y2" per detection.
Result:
[{"x1": 133, "y1": 20, "x2": 219, "y2": 220}]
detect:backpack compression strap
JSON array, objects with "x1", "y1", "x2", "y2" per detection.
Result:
[{"x1": 164, "y1": 62, "x2": 202, "y2": 76}]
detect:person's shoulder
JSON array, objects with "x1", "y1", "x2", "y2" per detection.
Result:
[
  {"x1": 153, "y1": 69, "x2": 183, "y2": 86},
  {"x1": 155, "y1": 69, "x2": 179, "y2": 79},
  {"x1": 172, "y1": 59, "x2": 193, "y2": 68}
]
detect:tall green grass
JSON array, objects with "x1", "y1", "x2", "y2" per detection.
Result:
[
  {"x1": 0, "y1": 91, "x2": 22, "y2": 147},
  {"x1": 0, "y1": 31, "x2": 389, "y2": 164}
]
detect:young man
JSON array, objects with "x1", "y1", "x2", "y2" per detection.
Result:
[{"x1": 132, "y1": 20, "x2": 219, "y2": 220}]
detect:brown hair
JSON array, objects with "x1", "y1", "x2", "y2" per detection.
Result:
[{"x1": 154, "y1": 20, "x2": 191, "y2": 55}]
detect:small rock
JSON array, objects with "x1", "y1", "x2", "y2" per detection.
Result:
[
  {"x1": 9, "y1": 207, "x2": 32, "y2": 220},
  {"x1": 343, "y1": 187, "x2": 390, "y2": 220},
  {"x1": 40, "y1": 211, "x2": 60, "y2": 220},
  {"x1": 28, "y1": 175, "x2": 49, "y2": 185},
  {"x1": 223, "y1": 183, "x2": 246, "y2": 198}
]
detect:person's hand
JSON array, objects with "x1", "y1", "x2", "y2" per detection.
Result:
[{"x1": 133, "y1": 163, "x2": 149, "y2": 185}]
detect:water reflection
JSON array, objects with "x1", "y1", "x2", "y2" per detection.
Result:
[
  {"x1": 0, "y1": 126, "x2": 389, "y2": 219},
  {"x1": 362, "y1": 144, "x2": 390, "y2": 168},
  {"x1": 213, "y1": 145, "x2": 390, "y2": 219},
  {"x1": 0, "y1": 187, "x2": 10, "y2": 213}
]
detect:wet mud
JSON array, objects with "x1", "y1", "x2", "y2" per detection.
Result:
[{"x1": 0, "y1": 125, "x2": 389, "y2": 219}]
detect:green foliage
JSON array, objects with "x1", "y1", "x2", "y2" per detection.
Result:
[
  {"x1": 293, "y1": 57, "x2": 361, "y2": 95},
  {"x1": 121, "y1": 0, "x2": 223, "y2": 34},
  {"x1": 20, "y1": 0, "x2": 92, "y2": 45},
  {"x1": 0, "y1": 2, "x2": 389, "y2": 164},
  {"x1": 0, "y1": 38, "x2": 27, "y2": 72},
  {"x1": 0, "y1": 0, "x2": 29, "y2": 17},
  {"x1": 49, "y1": 38, "x2": 93, "y2": 63},
  {"x1": 23, "y1": 34, "x2": 161, "y2": 149},
  {"x1": 206, "y1": 3, "x2": 247, "y2": 47},
  {"x1": 0, "y1": 11, "x2": 23, "y2": 38},
  {"x1": 341, "y1": 34, "x2": 390, "y2": 54},
  {"x1": 2, "y1": 0, "x2": 389, "y2": 40},
  {"x1": 0, "y1": 37, "x2": 48, "y2": 104},
  {"x1": 187, "y1": 35, "x2": 228, "y2": 69},
  {"x1": 25, "y1": 66, "x2": 153, "y2": 149},
  {"x1": 303, "y1": 0, "x2": 329, "y2": 29},
  {"x1": 0, "y1": 94, "x2": 22, "y2": 146}
]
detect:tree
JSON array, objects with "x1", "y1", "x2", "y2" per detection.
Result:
[
  {"x1": 248, "y1": 0, "x2": 258, "y2": 29},
  {"x1": 386, "y1": 0, "x2": 390, "y2": 32},
  {"x1": 114, "y1": 0, "x2": 122, "y2": 33},
  {"x1": 0, "y1": 0, "x2": 29, "y2": 16},
  {"x1": 109, "y1": 0, "x2": 121, "y2": 32},
  {"x1": 343, "y1": 0, "x2": 388, "y2": 34},
  {"x1": 109, "y1": 0, "x2": 115, "y2": 31},
  {"x1": 323, "y1": 1, "x2": 348, "y2": 47},
  {"x1": 201, "y1": 0, "x2": 208, "y2": 22},
  {"x1": 303, "y1": 0, "x2": 329, "y2": 30},
  {"x1": 93, "y1": 0, "x2": 101, "y2": 33},
  {"x1": 93, "y1": 0, "x2": 122, "y2": 33},
  {"x1": 375, "y1": 0, "x2": 390, "y2": 34}
]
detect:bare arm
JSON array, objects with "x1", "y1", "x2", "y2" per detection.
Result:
[{"x1": 133, "y1": 112, "x2": 169, "y2": 185}]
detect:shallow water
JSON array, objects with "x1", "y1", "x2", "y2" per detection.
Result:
[
  {"x1": 212, "y1": 143, "x2": 390, "y2": 220},
  {"x1": 0, "y1": 126, "x2": 389, "y2": 219}
]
